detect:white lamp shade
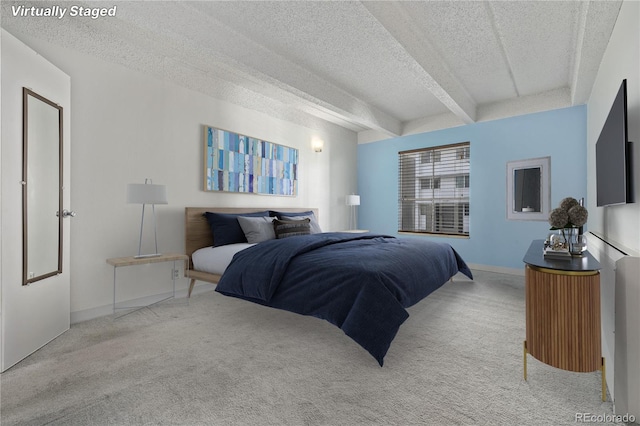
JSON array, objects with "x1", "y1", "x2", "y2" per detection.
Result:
[
  {"x1": 127, "y1": 183, "x2": 168, "y2": 204},
  {"x1": 346, "y1": 195, "x2": 360, "y2": 206}
]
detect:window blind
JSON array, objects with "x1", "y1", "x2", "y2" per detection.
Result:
[{"x1": 398, "y1": 142, "x2": 470, "y2": 236}]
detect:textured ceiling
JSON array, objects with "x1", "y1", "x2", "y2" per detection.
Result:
[{"x1": 1, "y1": 1, "x2": 622, "y2": 143}]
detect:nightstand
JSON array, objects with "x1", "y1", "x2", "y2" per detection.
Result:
[
  {"x1": 522, "y1": 240, "x2": 604, "y2": 401},
  {"x1": 106, "y1": 253, "x2": 188, "y2": 315}
]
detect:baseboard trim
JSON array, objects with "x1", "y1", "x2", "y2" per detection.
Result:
[
  {"x1": 467, "y1": 263, "x2": 525, "y2": 276},
  {"x1": 70, "y1": 282, "x2": 216, "y2": 324}
]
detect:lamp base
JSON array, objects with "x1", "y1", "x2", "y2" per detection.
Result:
[{"x1": 134, "y1": 253, "x2": 163, "y2": 259}]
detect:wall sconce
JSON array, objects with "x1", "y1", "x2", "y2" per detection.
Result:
[
  {"x1": 126, "y1": 178, "x2": 168, "y2": 258},
  {"x1": 312, "y1": 138, "x2": 324, "y2": 153}
]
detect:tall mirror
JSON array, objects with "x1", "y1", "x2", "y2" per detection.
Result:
[
  {"x1": 22, "y1": 88, "x2": 63, "y2": 285},
  {"x1": 506, "y1": 156, "x2": 550, "y2": 221}
]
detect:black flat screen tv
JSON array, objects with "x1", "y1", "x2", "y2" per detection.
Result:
[{"x1": 596, "y1": 79, "x2": 633, "y2": 207}]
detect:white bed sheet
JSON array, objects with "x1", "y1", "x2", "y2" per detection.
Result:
[{"x1": 192, "y1": 243, "x2": 255, "y2": 275}]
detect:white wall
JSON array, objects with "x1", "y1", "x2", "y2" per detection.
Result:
[
  {"x1": 4, "y1": 32, "x2": 358, "y2": 321},
  {"x1": 587, "y1": 0, "x2": 640, "y2": 418},
  {"x1": 1, "y1": 30, "x2": 71, "y2": 371},
  {"x1": 587, "y1": 2, "x2": 640, "y2": 253}
]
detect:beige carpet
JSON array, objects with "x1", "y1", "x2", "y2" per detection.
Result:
[{"x1": 0, "y1": 270, "x2": 622, "y2": 425}]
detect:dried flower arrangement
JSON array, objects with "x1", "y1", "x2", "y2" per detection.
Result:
[{"x1": 548, "y1": 197, "x2": 588, "y2": 229}]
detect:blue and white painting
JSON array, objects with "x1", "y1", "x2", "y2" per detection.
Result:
[{"x1": 204, "y1": 126, "x2": 298, "y2": 196}]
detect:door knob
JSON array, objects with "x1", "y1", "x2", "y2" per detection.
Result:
[{"x1": 62, "y1": 209, "x2": 76, "y2": 218}]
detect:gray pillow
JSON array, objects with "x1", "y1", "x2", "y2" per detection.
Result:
[
  {"x1": 237, "y1": 216, "x2": 276, "y2": 243},
  {"x1": 281, "y1": 214, "x2": 322, "y2": 234}
]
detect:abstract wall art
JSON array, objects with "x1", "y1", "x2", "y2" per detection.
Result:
[{"x1": 203, "y1": 126, "x2": 298, "y2": 196}]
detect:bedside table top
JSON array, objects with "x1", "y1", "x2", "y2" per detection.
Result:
[
  {"x1": 523, "y1": 240, "x2": 601, "y2": 272},
  {"x1": 107, "y1": 253, "x2": 188, "y2": 267}
]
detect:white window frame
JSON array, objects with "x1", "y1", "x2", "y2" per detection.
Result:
[{"x1": 506, "y1": 156, "x2": 551, "y2": 221}]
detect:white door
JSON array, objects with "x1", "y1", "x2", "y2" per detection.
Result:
[{"x1": 1, "y1": 30, "x2": 71, "y2": 372}]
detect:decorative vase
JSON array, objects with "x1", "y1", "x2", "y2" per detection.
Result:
[
  {"x1": 570, "y1": 234, "x2": 587, "y2": 255},
  {"x1": 562, "y1": 227, "x2": 576, "y2": 249},
  {"x1": 563, "y1": 227, "x2": 587, "y2": 255}
]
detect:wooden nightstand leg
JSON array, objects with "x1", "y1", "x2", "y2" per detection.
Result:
[
  {"x1": 601, "y1": 357, "x2": 606, "y2": 401},
  {"x1": 523, "y1": 340, "x2": 528, "y2": 381},
  {"x1": 188, "y1": 278, "x2": 196, "y2": 298}
]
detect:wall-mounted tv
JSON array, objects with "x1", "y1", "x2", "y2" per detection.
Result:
[{"x1": 596, "y1": 79, "x2": 633, "y2": 207}]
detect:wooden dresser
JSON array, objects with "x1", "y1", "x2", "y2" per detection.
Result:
[{"x1": 522, "y1": 240, "x2": 605, "y2": 401}]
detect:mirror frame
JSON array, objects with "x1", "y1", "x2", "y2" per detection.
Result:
[
  {"x1": 22, "y1": 87, "x2": 63, "y2": 285},
  {"x1": 506, "y1": 156, "x2": 550, "y2": 221}
]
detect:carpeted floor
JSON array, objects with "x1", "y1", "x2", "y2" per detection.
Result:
[{"x1": 0, "y1": 270, "x2": 622, "y2": 425}]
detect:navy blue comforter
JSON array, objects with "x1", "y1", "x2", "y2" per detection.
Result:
[{"x1": 215, "y1": 233, "x2": 473, "y2": 365}]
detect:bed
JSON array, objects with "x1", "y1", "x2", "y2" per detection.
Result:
[
  {"x1": 184, "y1": 207, "x2": 322, "y2": 295},
  {"x1": 185, "y1": 207, "x2": 473, "y2": 365}
]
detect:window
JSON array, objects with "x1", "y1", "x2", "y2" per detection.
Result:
[
  {"x1": 399, "y1": 142, "x2": 470, "y2": 236},
  {"x1": 420, "y1": 177, "x2": 441, "y2": 189},
  {"x1": 420, "y1": 151, "x2": 441, "y2": 163},
  {"x1": 457, "y1": 146, "x2": 470, "y2": 160},
  {"x1": 455, "y1": 175, "x2": 469, "y2": 189}
]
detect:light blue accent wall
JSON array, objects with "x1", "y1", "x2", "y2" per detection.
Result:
[{"x1": 357, "y1": 106, "x2": 587, "y2": 270}]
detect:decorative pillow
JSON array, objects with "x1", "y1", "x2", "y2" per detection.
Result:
[
  {"x1": 270, "y1": 210, "x2": 313, "y2": 218},
  {"x1": 204, "y1": 211, "x2": 270, "y2": 247},
  {"x1": 281, "y1": 214, "x2": 322, "y2": 234},
  {"x1": 270, "y1": 210, "x2": 322, "y2": 234},
  {"x1": 237, "y1": 216, "x2": 276, "y2": 244},
  {"x1": 273, "y1": 218, "x2": 311, "y2": 239}
]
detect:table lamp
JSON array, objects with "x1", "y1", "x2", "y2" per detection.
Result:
[
  {"x1": 126, "y1": 179, "x2": 167, "y2": 258},
  {"x1": 346, "y1": 194, "x2": 360, "y2": 230}
]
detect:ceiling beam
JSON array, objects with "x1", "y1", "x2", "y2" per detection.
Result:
[
  {"x1": 482, "y1": 2, "x2": 520, "y2": 98},
  {"x1": 176, "y1": 2, "x2": 403, "y2": 136},
  {"x1": 570, "y1": 0, "x2": 622, "y2": 105},
  {"x1": 19, "y1": 0, "x2": 402, "y2": 137},
  {"x1": 362, "y1": 1, "x2": 477, "y2": 124}
]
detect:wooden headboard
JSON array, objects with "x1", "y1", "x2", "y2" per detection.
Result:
[{"x1": 185, "y1": 207, "x2": 319, "y2": 267}]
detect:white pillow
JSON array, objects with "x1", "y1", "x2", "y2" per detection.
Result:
[
  {"x1": 237, "y1": 216, "x2": 276, "y2": 243},
  {"x1": 281, "y1": 214, "x2": 322, "y2": 234}
]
